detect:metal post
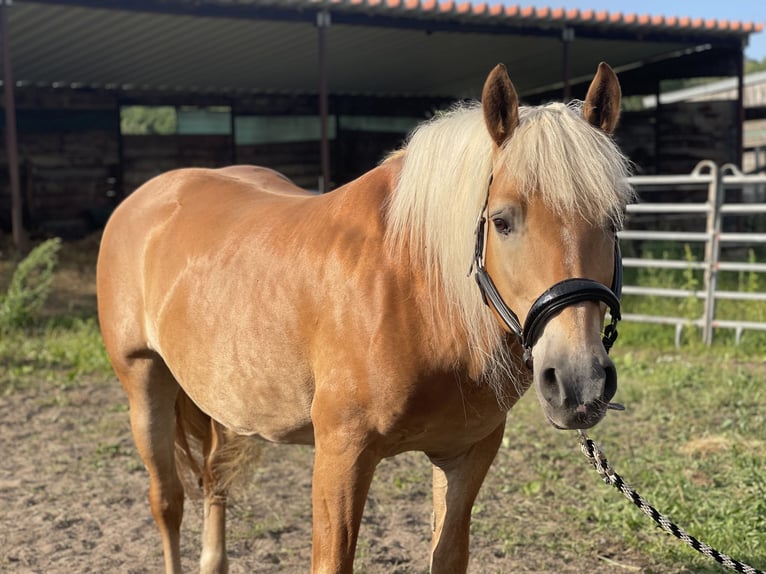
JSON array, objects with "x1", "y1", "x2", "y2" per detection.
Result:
[
  {"x1": 561, "y1": 28, "x2": 574, "y2": 102},
  {"x1": 229, "y1": 99, "x2": 238, "y2": 165},
  {"x1": 1, "y1": 0, "x2": 26, "y2": 251},
  {"x1": 702, "y1": 162, "x2": 722, "y2": 345},
  {"x1": 317, "y1": 10, "x2": 331, "y2": 193},
  {"x1": 653, "y1": 80, "x2": 662, "y2": 174},
  {"x1": 735, "y1": 45, "x2": 744, "y2": 170}
]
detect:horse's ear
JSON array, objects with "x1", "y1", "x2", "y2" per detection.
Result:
[
  {"x1": 583, "y1": 62, "x2": 621, "y2": 134},
  {"x1": 482, "y1": 64, "x2": 519, "y2": 147}
]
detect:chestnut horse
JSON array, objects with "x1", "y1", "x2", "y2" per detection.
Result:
[{"x1": 97, "y1": 63, "x2": 632, "y2": 573}]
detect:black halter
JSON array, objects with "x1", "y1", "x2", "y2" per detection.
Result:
[{"x1": 470, "y1": 175, "x2": 622, "y2": 368}]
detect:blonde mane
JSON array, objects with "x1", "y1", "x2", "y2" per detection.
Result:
[{"x1": 384, "y1": 101, "x2": 633, "y2": 401}]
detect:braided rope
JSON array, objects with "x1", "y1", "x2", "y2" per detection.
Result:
[{"x1": 578, "y1": 431, "x2": 765, "y2": 574}]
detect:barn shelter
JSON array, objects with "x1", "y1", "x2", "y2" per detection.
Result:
[{"x1": 0, "y1": 0, "x2": 763, "y2": 240}]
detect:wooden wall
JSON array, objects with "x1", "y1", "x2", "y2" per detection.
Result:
[
  {"x1": 0, "y1": 85, "x2": 743, "y2": 237},
  {"x1": 0, "y1": 88, "x2": 120, "y2": 236},
  {"x1": 1, "y1": 87, "x2": 439, "y2": 236}
]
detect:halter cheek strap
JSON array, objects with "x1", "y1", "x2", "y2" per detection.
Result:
[{"x1": 470, "y1": 175, "x2": 623, "y2": 368}]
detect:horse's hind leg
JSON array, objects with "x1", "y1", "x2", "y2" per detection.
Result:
[
  {"x1": 427, "y1": 422, "x2": 505, "y2": 574},
  {"x1": 199, "y1": 419, "x2": 229, "y2": 574},
  {"x1": 177, "y1": 394, "x2": 258, "y2": 573},
  {"x1": 118, "y1": 353, "x2": 184, "y2": 574}
]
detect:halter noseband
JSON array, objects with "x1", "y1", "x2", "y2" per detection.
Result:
[{"x1": 470, "y1": 175, "x2": 622, "y2": 368}]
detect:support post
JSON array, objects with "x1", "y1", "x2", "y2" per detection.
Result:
[
  {"x1": 317, "y1": 10, "x2": 331, "y2": 193},
  {"x1": 561, "y1": 28, "x2": 574, "y2": 102},
  {"x1": 735, "y1": 44, "x2": 745, "y2": 170},
  {"x1": 653, "y1": 80, "x2": 662, "y2": 174},
  {"x1": 702, "y1": 163, "x2": 722, "y2": 346},
  {"x1": 229, "y1": 98, "x2": 238, "y2": 165},
  {"x1": 1, "y1": 0, "x2": 26, "y2": 251}
]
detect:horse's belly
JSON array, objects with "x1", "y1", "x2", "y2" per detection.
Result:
[
  {"x1": 190, "y1": 369, "x2": 314, "y2": 444},
  {"x1": 161, "y1": 340, "x2": 316, "y2": 444}
]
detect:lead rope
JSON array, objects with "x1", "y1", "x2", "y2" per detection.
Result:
[{"x1": 578, "y1": 431, "x2": 765, "y2": 574}]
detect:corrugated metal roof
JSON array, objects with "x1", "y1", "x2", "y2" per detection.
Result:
[{"x1": 4, "y1": 0, "x2": 763, "y2": 99}]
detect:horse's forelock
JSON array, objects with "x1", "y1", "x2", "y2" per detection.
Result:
[{"x1": 503, "y1": 101, "x2": 634, "y2": 227}]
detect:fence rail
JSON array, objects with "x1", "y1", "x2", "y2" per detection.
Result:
[{"x1": 620, "y1": 160, "x2": 766, "y2": 345}]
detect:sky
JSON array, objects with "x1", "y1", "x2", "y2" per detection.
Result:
[{"x1": 519, "y1": 1, "x2": 765, "y2": 60}]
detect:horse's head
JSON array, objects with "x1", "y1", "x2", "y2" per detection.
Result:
[{"x1": 478, "y1": 62, "x2": 627, "y2": 429}]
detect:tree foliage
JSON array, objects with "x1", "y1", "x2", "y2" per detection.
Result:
[
  {"x1": 120, "y1": 106, "x2": 177, "y2": 135},
  {"x1": 745, "y1": 56, "x2": 766, "y2": 74}
]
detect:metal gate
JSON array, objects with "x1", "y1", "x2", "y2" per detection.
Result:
[{"x1": 620, "y1": 161, "x2": 766, "y2": 345}]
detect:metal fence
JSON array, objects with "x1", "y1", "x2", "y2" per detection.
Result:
[{"x1": 620, "y1": 160, "x2": 766, "y2": 345}]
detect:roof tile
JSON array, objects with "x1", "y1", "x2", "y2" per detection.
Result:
[
  {"x1": 456, "y1": 1, "x2": 471, "y2": 14},
  {"x1": 473, "y1": 3, "x2": 487, "y2": 16},
  {"x1": 344, "y1": 0, "x2": 765, "y2": 35}
]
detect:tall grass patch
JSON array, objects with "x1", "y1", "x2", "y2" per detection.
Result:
[
  {"x1": 0, "y1": 238, "x2": 111, "y2": 394},
  {"x1": 0, "y1": 238, "x2": 61, "y2": 331}
]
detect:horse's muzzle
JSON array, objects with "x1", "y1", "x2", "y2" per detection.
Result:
[{"x1": 535, "y1": 354, "x2": 617, "y2": 430}]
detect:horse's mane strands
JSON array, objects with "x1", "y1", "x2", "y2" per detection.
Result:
[
  {"x1": 384, "y1": 102, "x2": 504, "y2": 378},
  {"x1": 384, "y1": 100, "x2": 633, "y2": 399}
]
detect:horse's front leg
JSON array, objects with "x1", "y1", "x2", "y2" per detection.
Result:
[
  {"x1": 427, "y1": 421, "x2": 506, "y2": 574},
  {"x1": 310, "y1": 425, "x2": 380, "y2": 574}
]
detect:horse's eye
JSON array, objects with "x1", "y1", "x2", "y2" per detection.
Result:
[{"x1": 492, "y1": 217, "x2": 512, "y2": 235}]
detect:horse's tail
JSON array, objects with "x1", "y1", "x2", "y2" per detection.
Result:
[{"x1": 174, "y1": 391, "x2": 262, "y2": 498}]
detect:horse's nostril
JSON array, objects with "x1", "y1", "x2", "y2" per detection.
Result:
[{"x1": 540, "y1": 367, "x2": 561, "y2": 404}]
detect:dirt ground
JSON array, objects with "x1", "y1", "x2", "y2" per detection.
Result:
[{"x1": 0, "y1": 234, "x2": 661, "y2": 573}]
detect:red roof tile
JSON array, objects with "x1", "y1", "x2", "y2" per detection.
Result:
[{"x1": 336, "y1": 0, "x2": 763, "y2": 36}]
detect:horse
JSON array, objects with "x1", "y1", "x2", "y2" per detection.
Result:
[{"x1": 96, "y1": 62, "x2": 633, "y2": 573}]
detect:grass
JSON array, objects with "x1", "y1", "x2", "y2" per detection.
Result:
[
  {"x1": 620, "y1": 242, "x2": 766, "y2": 351},
  {"x1": 0, "y1": 317, "x2": 113, "y2": 395},
  {"x1": 481, "y1": 346, "x2": 766, "y2": 573}
]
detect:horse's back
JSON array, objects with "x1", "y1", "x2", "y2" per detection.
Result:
[
  {"x1": 100, "y1": 165, "x2": 313, "y2": 269},
  {"x1": 98, "y1": 165, "x2": 310, "y2": 310}
]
